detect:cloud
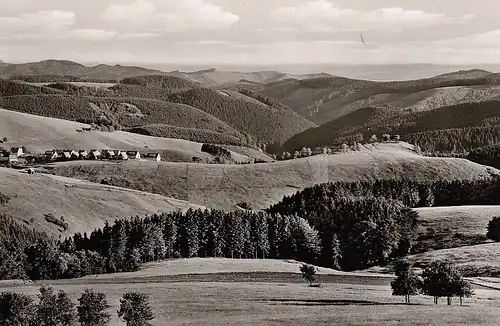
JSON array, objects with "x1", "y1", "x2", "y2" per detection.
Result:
[
  {"x1": 0, "y1": 10, "x2": 75, "y2": 36},
  {"x1": 432, "y1": 30, "x2": 500, "y2": 49},
  {"x1": 101, "y1": 0, "x2": 240, "y2": 31},
  {"x1": 116, "y1": 33, "x2": 162, "y2": 40},
  {"x1": 271, "y1": 0, "x2": 474, "y2": 32},
  {"x1": 68, "y1": 29, "x2": 118, "y2": 41},
  {"x1": 0, "y1": 10, "x2": 120, "y2": 42}
]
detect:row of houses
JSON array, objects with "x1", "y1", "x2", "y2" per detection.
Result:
[
  {"x1": 43, "y1": 149, "x2": 162, "y2": 162},
  {"x1": 1, "y1": 147, "x2": 162, "y2": 165}
]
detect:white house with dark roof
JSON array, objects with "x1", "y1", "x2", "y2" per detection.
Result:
[
  {"x1": 10, "y1": 147, "x2": 25, "y2": 157},
  {"x1": 79, "y1": 150, "x2": 88, "y2": 159},
  {"x1": 89, "y1": 149, "x2": 101, "y2": 160},
  {"x1": 126, "y1": 151, "x2": 141, "y2": 159},
  {"x1": 145, "y1": 153, "x2": 161, "y2": 162},
  {"x1": 115, "y1": 150, "x2": 128, "y2": 160},
  {"x1": 44, "y1": 150, "x2": 59, "y2": 161},
  {"x1": 101, "y1": 150, "x2": 116, "y2": 159}
]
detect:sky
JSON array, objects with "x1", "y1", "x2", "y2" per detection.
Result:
[{"x1": 0, "y1": 0, "x2": 499, "y2": 67}]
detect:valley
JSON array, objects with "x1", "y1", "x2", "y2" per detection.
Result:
[{"x1": 2, "y1": 60, "x2": 500, "y2": 325}]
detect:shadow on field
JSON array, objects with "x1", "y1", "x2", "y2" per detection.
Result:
[{"x1": 262, "y1": 298, "x2": 424, "y2": 306}]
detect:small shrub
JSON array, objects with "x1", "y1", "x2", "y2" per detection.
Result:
[
  {"x1": 44, "y1": 213, "x2": 69, "y2": 231},
  {"x1": 0, "y1": 192, "x2": 10, "y2": 205},
  {"x1": 236, "y1": 202, "x2": 252, "y2": 210},
  {"x1": 300, "y1": 264, "x2": 318, "y2": 286},
  {"x1": 487, "y1": 217, "x2": 500, "y2": 242}
]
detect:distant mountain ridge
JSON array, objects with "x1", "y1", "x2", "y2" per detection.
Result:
[
  {"x1": 0, "y1": 59, "x2": 333, "y2": 86},
  {"x1": 1, "y1": 60, "x2": 166, "y2": 82}
]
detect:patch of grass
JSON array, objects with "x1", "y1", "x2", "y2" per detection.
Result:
[
  {"x1": 2, "y1": 278, "x2": 499, "y2": 325},
  {"x1": 413, "y1": 206, "x2": 500, "y2": 253}
]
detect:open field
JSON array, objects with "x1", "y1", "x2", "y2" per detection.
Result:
[
  {"x1": 2, "y1": 272, "x2": 500, "y2": 325},
  {"x1": 46, "y1": 143, "x2": 500, "y2": 210},
  {"x1": 0, "y1": 167, "x2": 202, "y2": 236},
  {"x1": 408, "y1": 243, "x2": 500, "y2": 277},
  {"x1": 414, "y1": 206, "x2": 500, "y2": 251},
  {"x1": 0, "y1": 108, "x2": 270, "y2": 162}
]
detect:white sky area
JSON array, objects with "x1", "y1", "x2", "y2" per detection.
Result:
[{"x1": 0, "y1": 0, "x2": 497, "y2": 66}]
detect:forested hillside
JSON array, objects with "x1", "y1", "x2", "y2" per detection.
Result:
[
  {"x1": 259, "y1": 72, "x2": 500, "y2": 125},
  {"x1": 283, "y1": 100, "x2": 500, "y2": 153},
  {"x1": 0, "y1": 94, "x2": 249, "y2": 145}
]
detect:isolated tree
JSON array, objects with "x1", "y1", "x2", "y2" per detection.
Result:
[
  {"x1": 36, "y1": 285, "x2": 75, "y2": 326},
  {"x1": 453, "y1": 276, "x2": 474, "y2": 306},
  {"x1": 300, "y1": 264, "x2": 318, "y2": 286},
  {"x1": 0, "y1": 292, "x2": 35, "y2": 326},
  {"x1": 330, "y1": 234, "x2": 342, "y2": 270},
  {"x1": 421, "y1": 186, "x2": 435, "y2": 207},
  {"x1": 118, "y1": 292, "x2": 155, "y2": 326},
  {"x1": 77, "y1": 289, "x2": 111, "y2": 326},
  {"x1": 487, "y1": 217, "x2": 500, "y2": 242},
  {"x1": 390, "y1": 259, "x2": 422, "y2": 303},
  {"x1": 2, "y1": 137, "x2": 7, "y2": 143},
  {"x1": 422, "y1": 261, "x2": 469, "y2": 305}
]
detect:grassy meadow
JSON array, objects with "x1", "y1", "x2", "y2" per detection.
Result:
[{"x1": 2, "y1": 259, "x2": 500, "y2": 325}]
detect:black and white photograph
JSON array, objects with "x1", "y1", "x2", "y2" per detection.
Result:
[{"x1": 1, "y1": 0, "x2": 500, "y2": 325}]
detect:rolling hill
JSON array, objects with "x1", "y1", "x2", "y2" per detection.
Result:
[
  {"x1": 282, "y1": 100, "x2": 500, "y2": 153},
  {"x1": 108, "y1": 83, "x2": 316, "y2": 145},
  {"x1": 0, "y1": 94, "x2": 250, "y2": 146},
  {"x1": 0, "y1": 167, "x2": 202, "y2": 237},
  {"x1": 258, "y1": 72, "x2": 500, "y2": 125},
  {"x1": 0, "y1": 60, "x2": 167, "y2": 82},
  {"x1": 43, "y1": 142, "x2": 500, "y2": 210},
  {"x1": 166, "y1": 68, "x2": 332, "y2": 88},
  {"x1": 0, "y1": 108, "x2": 270, "y2": 163}
]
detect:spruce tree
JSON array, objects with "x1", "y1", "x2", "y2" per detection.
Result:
[
  {"x1": 390, "y1": 260, "x2": 422, "y2": 303},
  {"x1": 0, "y1": 292, "x2": 35, "y2": 326},
  {"x1": 118, "y1": 292, "x2": 155, "y2": 326},
  {"x1": 77, "y1": 289, "x2": 111, "y2": 326}
]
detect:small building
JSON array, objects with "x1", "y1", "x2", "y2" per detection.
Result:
[
  {"x1": 44, "y1": 150, "x2": 59, "y2": 161},
  {"x1": 56, "y1": 150, "x2": 72, "y2": 161},
  {"x1": 145, "y1": 153, "x2": 161, "y2": 162},
  {"x1": 126, "y1": 151, "x2": 141, "y2": 160},
  {"x1": 8, "y1": 154, "x2": 19, "y2": 164},
  {"x1": 79, "y1": 150, "x2": 89, "y2": 159},
  {"x1": 88, "y1": 149, "x2": 101, "y2": 160},
  {"x1": 70, "y1": 150, "x2": 80, "y2": 160},
  {"x1": 101, "y1": 150, "x2": 116, "y2": 160},
  {"x1": 115, "y1": 151, "x2": 128, "y2": 160},
  {"x1": 10, "y1": 147, "x2": 26, "y2": 157},
  {"x1": 0, "y1": 150, "x2": 9, "y2": 163}
]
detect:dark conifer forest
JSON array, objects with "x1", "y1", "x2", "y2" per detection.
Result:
[{"x1": 3, "y1": 176, "x2": 500, "y2": 281}]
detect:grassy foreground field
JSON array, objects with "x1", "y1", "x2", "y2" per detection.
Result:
[
  {"x1": 47, "y1": 143, "x2": 500, "y2": 210},
  {"x1": 1, "y1": 258, "x2": 500, "y2": 325}
]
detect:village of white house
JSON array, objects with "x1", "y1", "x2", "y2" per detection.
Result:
[{"x1": 0, "y1": 145, "x2": 161, "y2": 169}]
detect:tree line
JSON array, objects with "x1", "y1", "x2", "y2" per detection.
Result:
[
  {"x1": 0, "y1": 211, "x2": 322, "y2": 280},
  {"x1": 0, "y1": 286, "x2": 154, "y2": 326},
  {"x1": 268, "y1": 178, "x2": 500, "y2": 214}
]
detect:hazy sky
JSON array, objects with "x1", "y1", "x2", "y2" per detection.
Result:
[{"x1": 0, "y1": 0, "x2": 498, "y2": 66}]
